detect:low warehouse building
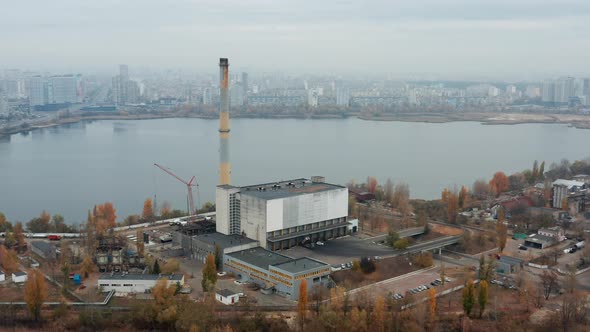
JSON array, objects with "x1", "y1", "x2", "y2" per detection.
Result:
[
  {"x1": 0, "y1": 270, "x2": 5, "y2": 282},
  {"x1": 12, "y1": 271, "x2": 27, "y2": 283},
  {"x1": 497, "y1": 256, "x2": 524, "y2": 274},
  {"x1": 216, "y1": 289, "x2": 240, "y2": 305},
  {"x1": 224, "y1": 247, "x2": 331, "y2": 300},
  {"x1": 98, "y1": 273, "x2": 184, "y2": 295},
  {"x1": 176, "y1": 232, "x2": 258, "y2": 266}
]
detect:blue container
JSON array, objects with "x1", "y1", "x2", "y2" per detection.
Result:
[{"x1": 73, "y1": 274, "x2": 81, "y2": 285}]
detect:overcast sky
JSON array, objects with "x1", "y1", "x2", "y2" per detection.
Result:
[{"x1": 2, "y1": 0, "x2": 589, "y2": 80}]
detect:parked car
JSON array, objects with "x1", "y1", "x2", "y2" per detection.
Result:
[
  {"x1": 217, "y1": 272, "x2": 227, "y2": 277},
  {"x1": 518, "y1": 245, "x2": 528, "y2": 251},
  {"x1": 234, "y1": 280, "x2": 244, "y2": 285},
  {"x1": 316, "y1": 241, "x2": 325, "y2": 246}
]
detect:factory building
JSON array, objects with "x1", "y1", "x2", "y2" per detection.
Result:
[
  {"x1": 175, "y1": 232, "x2": 258, "y2": 265},
  {"x1": 216, "y1": 177, "x2": 349, "y2": 250},
  {"x1": 224, "y1": 247, "x2": 331, "y2": 300},
  {"x1": 98, "y1": 273, "x2": 184, "y2": 296}
]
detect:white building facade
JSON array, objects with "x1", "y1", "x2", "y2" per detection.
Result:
[{"x1": 98, "y1": 273, "x2": 184, "y2": 296}]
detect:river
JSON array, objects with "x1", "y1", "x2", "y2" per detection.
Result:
[{"x1": 0, "y1": 117, "x2": 587, "y2": 224}]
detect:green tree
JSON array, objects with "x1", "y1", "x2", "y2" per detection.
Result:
[
  {"x1": 153, "y1": 259, "x2": 161, "y2": 274},
  {"x1": 478, "y1": 280, "x2": 489, "y2": 318},
  {"x1": 393, "y1": 238, "x2": 409, "y2": 250},
  {"x1": 386, "y1": 229, "x2": 400, "y2": 247},
  {"x1": 462, "y1": 279, "x2": 475, "y2": 316},
  {"x1": 539, "y1": 161, "x2": 545, "y2": 179},
  {"x1": 201, "y1": 254, "x2": 217, "y2": 292},
  {"x1": 214, "y1": 245, "x2": 222, "y2": 271}
]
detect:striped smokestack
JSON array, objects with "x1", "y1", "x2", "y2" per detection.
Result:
[{"x1": 219, "y1": 58, "x2": 231, "y2": 185}]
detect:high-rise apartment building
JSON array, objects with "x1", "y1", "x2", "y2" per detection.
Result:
[
  {"x1": 336, "y1": 88, "x2": 350, "y2": 106},
  {"x1": 49, "y1": 75, "x2": 77, "y2": 104},
  {"x1": 203, "y1": 87, "x2": 213, "y2": 105},
  {"x1": 230, "y1": 82, "x2": 244, "y2": 107},
  {"x1": 543, "y1": 78, "x2": 576, "y2": 104},
  {"x1": 0, "y1": 93, "x2": 8, "y2": 115},
  {"x1": 28, "y1": 76, "x2": 47, "y2": 106}
]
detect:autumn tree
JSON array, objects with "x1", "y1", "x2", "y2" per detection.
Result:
[
  {"x1": 532, "y1": 160, "x2": 539, "y2": 179},
  {"x1": 298, "y1": 279, "x2": 308, "y2": 328},
  {"x1": 94, "y1": 202, "x2": 117, "y2": 233},
  {"x1": 143, "y1": 198, "x2": 154, "y2": 221},
  {"x1": 462, "y1": 279, "x2": 475, "y2": 316},
  {"x1": 201, "y1": 254, "x2": 217, "y2": 292},
  {"x1": 136, "y1": 230, "x2": 145, "y2": 257},
  {"x1": 372, "y1": 295, "x2": 386, "y2": 332},
  {"x1": 442, "y1": 188, "x2": 459, "y2": 223},
  {"x1": 478, "y1": 280, "x2": 489, "y2": 318},
  {"x1": 384, "y1": 178, "x2": 394, "y2": 203},
  {"x1": 473, "y1": 179, "x2": 492, "y2": 200},
  {"x1": 428, "y1": 287, "x2": 437, "y2": 323},
  {"x1": 162, "y1": 259, "x2": 180, "y2": 274},
  {"x1": 392, "y1": 183, "x2": 410, "y2": 208},
  {"x1": 24, "y1": 269, "x2": 48, "y2": 321},
  {"x1": 160, "y1": 201, "x2": 172, "y2": 219},
  {"x1": 13, "y1": 222, "x2": 26, "y2": 252},
  {"x1": 0, "y1": 245, "x2": 18, "y2": 275},
  {"x1": 458, "y1": 185, "x2": 470, "y2": 209},
  {"x1": 80, "y1": 254, "x2": 95, "y2": 278},
  {"x1": 539, "y1": 161, "x2": 545, "y2": 179},
  {"x1": 0, "y1": 212, "x2": 11, "y2": 232},
  {"x1": 489, "y1": 172, "x2": 509, "y2": 196},
  {"x1": 152, "y1": 279, "x2": 179, "y2": 327},
  {"x1": 367, "y1": 176, "x2": 378, "y2": 194}
]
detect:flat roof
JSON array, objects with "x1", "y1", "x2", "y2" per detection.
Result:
[
  {"x1": 217, "y1": 288, "x2": 237, "y2": 297},
  {"x1": 13, "y1": 271, "x2": 26, "y2": 277},
  {"x1": 238, "y1": 178, "x2": 346, "y2": 200},
  {"x1": 273, "y1": 257, "x2": 329, "y2": 274},
  {"x1": 525, "y1": 234, "x2": 555, "y2": 244},
  {"x1": 499, "y1": 256, "x2": 524, "y2": 265},
  {"x1": 98, "y1": 273, "x2": 183, "y2": 281},
  {"x1": 194, "y1": 232, "x2": 256, "y2": 249},
  {"x1": 31, "y1": 241, "x2": 55, "y2": 252},
  {"x1": 227, "y1": 247, "x2": 293, "y2": 270}
]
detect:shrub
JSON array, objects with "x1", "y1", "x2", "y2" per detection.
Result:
[{"x1": 359, "y1": 257, "x2": 376, "y2": 274}]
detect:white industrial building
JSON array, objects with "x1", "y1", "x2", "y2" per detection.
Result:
[
  {"x1": 216, "y1": 289, "x2": 240, "y2": 305},
  {"x1": 98, "y1": 273, "x2": 184, "y2": 296},
  {"x1": 12, "y1": 271, "x2": 27, "y2": 283},
  {"x1": 0, "y1": 270, "x2": 5, "y2": 282},
  {"x1": 216, "y1": 177, "x2": 349, "y2": 250}
]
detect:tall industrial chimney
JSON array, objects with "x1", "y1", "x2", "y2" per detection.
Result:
[{"x1": 218, "y1": 58, "x2": 231, "y2": 185}]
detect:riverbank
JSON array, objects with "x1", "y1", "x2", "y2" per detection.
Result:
[
  {"x1": 358, "y1": 112, "x2": 590, "y2": 129},
  {"x1": 3, "y1": 110, "x2": 590, "y2": 138}
]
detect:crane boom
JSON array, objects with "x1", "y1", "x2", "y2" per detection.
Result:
[{"x1": 154, "y1": 163, "x2": 198, "y2": 216}]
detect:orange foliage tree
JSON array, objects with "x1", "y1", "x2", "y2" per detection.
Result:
[
  {"x1": 24, "y1": 269, "x2": 48, "y2": 321},
  {"x1": 13, "y1": 222, "x2": 26, "y2": 251},
  {"x1": 367, "y1": 176, "x2": 378, "y2": 194},
  {"x1": 94, "y1": 202, "x2": 117, "y2": 233},
  {"x1": 298, "y1": 279, "x2": 308, "y2": 327},
  {"x1": 143, "y1": 198, "x2": 154, "y2": 221},
  {"x1": 458, "y1": 185, "x2": 470, "y2": 208},
  {"x1": 442, "y1": 188, "x2": 459, "y2": 223},
  {"x1": 489, "y1": 172, "x2": 509, "y2": 196},
  {"x1": 0, "y1": 245, "x2": 19, "y2": 274}
]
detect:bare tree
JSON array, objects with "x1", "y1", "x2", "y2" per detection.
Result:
[{"x1": 540, "y1": 271, "x2": 559, "y2": 300}]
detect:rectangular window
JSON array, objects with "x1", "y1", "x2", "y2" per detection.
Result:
[{"x1": 123, "y1": 284, "x2": 133, "y2": 287}]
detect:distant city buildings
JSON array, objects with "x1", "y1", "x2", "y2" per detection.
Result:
[{"x1": 112, "y1": 64, "x2": 141, "y2": 105}]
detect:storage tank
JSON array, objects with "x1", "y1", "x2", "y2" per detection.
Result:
[{"x1": 112, "y1": 249, "x2": 123, "y2": 264}]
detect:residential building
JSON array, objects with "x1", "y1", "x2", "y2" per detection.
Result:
[
  {"x1": 538, "y1": 226, "x2": 566, "y2": 242},
  {"x1": 49, "y1": 75, "x2": 77, "y2": 104},
  {"x1": 216, "y1": 289, "x2": 240, "y2": 305},
  {"x1": 224, "y1": 247, "x2": 331, "y2": 300},
  {"x1": 230, "y1": 82, "x2": 244, "y2": 107},
  {"x1": 336, "y1": 88, "x2": 350, "y2": 106},
  {"x1": 552, "y1": 179, "x2": 586, "y2": 208},
  {"x1": 216, "y1": 178, "x2": 349, "y2": 250},
  {"x1": 0, "y1": 93, "x2": 8, "y2": 115},
  {"x1": 28, "y1": 76, "x2": 47, "y2": 106},
  {"x1": 98, "y1": 273, "x2": 184, "y2": 295},
  {"x1": 12, "y1": 271, "x2": 27, "y2": 283}
]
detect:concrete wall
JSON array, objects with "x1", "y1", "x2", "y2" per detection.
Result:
[{"x1": 240, "y1": 194, "x2": 268, "y2": 243}]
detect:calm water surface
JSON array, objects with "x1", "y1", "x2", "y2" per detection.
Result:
[{"x1": 1, "y1": 118, "x2": 588, "y2": 224}]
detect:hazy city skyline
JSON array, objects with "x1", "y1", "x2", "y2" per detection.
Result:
[{"x1": 2, "y1": 0, "x2": 590, "y2": 80}]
